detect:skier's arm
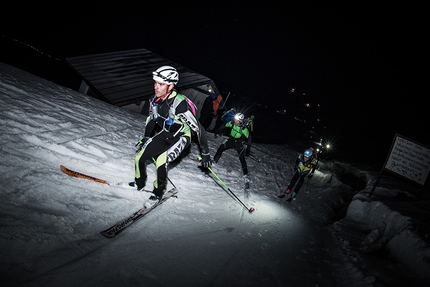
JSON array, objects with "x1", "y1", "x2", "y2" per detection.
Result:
[
  {"x1": 144, "y1": 99, "x2": 157, "y2": 137},
  {"x1": 308, "y1": 158, "x2": 318, "y2": 177},
  {"x1": 197, "y1": 123, "x2": 211, "y2": 168},
  {"x1": 144, "y1": 120, "x2": 156, "y2": 138}
]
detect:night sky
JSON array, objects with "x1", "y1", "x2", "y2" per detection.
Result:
[{"x1": 2, "y1": 2, "x2": 426, "y2": 163}]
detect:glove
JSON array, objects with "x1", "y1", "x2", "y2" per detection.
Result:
[
  {"x1": 135, "y1": 136, "x2": 150, "y2": 152},
  {"x1": 308, "y1": 173, "x2": 314, "y2": 179},
  {"x1": 200, "y1": 153, "x2": 212, "y2": 168},
  {"x1": 245, "y1": 146, "x2": 251, "y2": 157}
]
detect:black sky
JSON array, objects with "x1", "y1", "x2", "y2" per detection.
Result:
[{"x1": 2, "y1": 2, "x2": 426, "y2": 163}]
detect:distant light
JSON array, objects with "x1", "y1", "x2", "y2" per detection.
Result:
[{"x1": 305, "y1": 103, "x2": 310, "y2": 108}]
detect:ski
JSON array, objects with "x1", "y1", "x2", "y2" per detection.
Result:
[
  {"x1": 100, "y1": 188, "x2": 178, "y2": 238},
  {"x1": 277, "y1": 191, "x2": 295, "y2": 201},
  {"x1": 60, "y1": 165, "x2": 110, "y2": 185},
  {"x1": 60, "y1": 165, "x2": 178, "y2": 237},
  {"x1": 278, "y1": 191, "x2": 289, "y2": 198},
  {"x1": 60, "y1": 165, "x2": 138, "y2": 188}
]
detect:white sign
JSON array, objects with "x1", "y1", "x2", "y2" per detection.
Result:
[{"x1": 384, "y1": 134, "x2": 430, "y2": 185}]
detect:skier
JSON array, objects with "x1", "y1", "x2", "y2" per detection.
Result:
[
  {"x1": 132, "y1": 66, "x2": 212, "y2": 208},
  {"x1": 280, "y1": 148, "x2": 318, "y2": 199},
  {"x1": 212, "y1": 94, "x2": 223, "y2": 117},
  {"x1": 213, "y1": 112, "x2": 252, "y2": 188}
]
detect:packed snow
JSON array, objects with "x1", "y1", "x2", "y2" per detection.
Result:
[{"x1": 1, "y1": 62, "x2": 429, "y2": 287}]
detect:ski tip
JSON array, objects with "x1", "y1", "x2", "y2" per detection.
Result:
[
  {"x1": 100, "y1": 231, "x2": 116, "y2": 238},
  {"x1": 248, "y1": 207, "x2": 255, "y2": 213}
]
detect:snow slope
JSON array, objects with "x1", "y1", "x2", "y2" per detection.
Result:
[{"x1": 1, "y1": 62, "x2": 429, "y2": 287}]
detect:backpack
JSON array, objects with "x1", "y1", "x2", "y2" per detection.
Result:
[
  {"x1": 173, "y1": 93, "x2": 200, "y2": 133},
  {"x1": 173, "y1": 93, "x2": 197, "y2": 116}
]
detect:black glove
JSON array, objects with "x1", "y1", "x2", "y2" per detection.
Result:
[
  {"x1": 135, "y1": 136, "x2": 150, "y2": 152},
  {"x1": 245, "y1": 146, "x2": 251, "y2": 156},
  {"x1": 200, "y1": 153, "x2": 212, "y2": 168},
  {"x1": 308, "y1": 173, "x2": 314, "y2": 179}
]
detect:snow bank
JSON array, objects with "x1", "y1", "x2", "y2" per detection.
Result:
[{"x1": 344, "y1": 193, "x2": 430, "y2": 278}]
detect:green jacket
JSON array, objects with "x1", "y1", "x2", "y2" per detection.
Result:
[{"x1": 226, "y1": 121, "x2": 249, "y2": 141}]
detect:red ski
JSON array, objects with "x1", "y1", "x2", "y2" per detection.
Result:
[{"x1": 60, "y1": 165, "x2": 110, "y2": 185}]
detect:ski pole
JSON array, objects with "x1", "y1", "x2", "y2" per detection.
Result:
[
  {"x1": 207, "y1": 167, "x2": 255, "y2": 213},
  {"x1": 306, "y1": 176, "x2": 310, "y2": 193},
  {"x1": 220, "y1": 92, "x2": 230, "y2": 109},
  {"x1": 152, "y1": 157, "x2": 176, "y2": 189},
  {"x1": 195, "y1": 156, "x2": 254, "y2": 213},
  {"x1": 209, "y1": 167, "x2": 255, "y2": 213},
  {"x1": 248, "y1": 153, "x2": 261, "y2": 163}
]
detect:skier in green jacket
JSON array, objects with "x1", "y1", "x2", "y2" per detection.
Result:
[{"x1": 213, "y1": 112, "x2": 252, "y2": 188}]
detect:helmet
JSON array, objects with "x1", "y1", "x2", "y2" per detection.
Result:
[
  {"x1": 152, "y1": 66, "x2": 179, "y2": 85},
  {"x1": 234, "y1": 113, "x2": 244, "y2": 123},
  {"x1": 304, "y1": 149, "x2": 313, "y2": 158}
]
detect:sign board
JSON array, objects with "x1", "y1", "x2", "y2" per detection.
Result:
[{"x1": 384, "y1": 134, "x2": 430, "y2": 185}]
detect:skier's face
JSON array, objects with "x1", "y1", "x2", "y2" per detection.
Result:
[{"x1": 154, "y1": 81, "x2": 173, "y2": 99}]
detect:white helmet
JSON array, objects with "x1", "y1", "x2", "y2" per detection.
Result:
[
  {"x1": 152, "y1": 66, "x2": 179, "y2": 85},
  {"x1": 234, "y1": 113, "x2": 245, "y2": 123}
]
